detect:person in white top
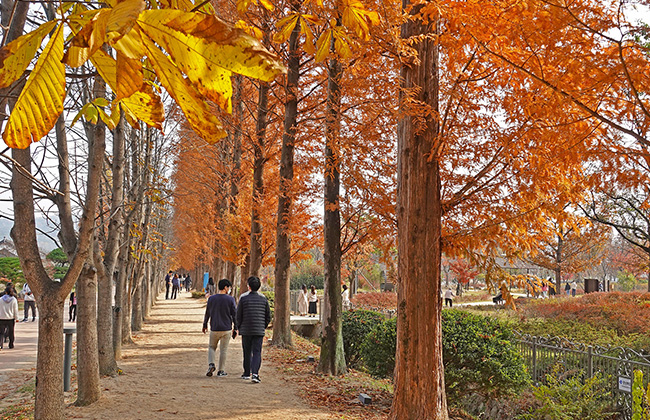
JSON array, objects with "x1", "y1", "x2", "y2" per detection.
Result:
[
  {"x1": 0, "y1": 285, "x2": 20, "y2": 349},
  {"x1": 22, "y1": 283, "x2": 36, "y2": 322},
  {"x1": 444, "y1": 289, "x2": 455, "y2": 308},
  {"x1": 308, "y1": 285, "x2": 318, "y2": 317},
  {"x1": 341, "y1": 284, "x2": 350, "y2": 311},
  {"x1": 298, "y1": 284, "x2": 309, "y2": 316}
]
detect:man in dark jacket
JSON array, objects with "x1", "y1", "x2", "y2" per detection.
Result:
[
  {"x1": 236, "y1": 276, "x2": 271, "y2": 383},
  {"x1": 164, "y1": 271, "x2": 172, "y2": 300},
  {"x1": 203, "y1": 279, "x2": 237, "y2": 377}
]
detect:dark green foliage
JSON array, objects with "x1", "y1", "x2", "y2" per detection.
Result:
[
  {"x1": 357, "y1": 309, "x2": 529, "y2": 403},
  {"x1": 46, "y1": 248, "x2": 68, "y2": 266},
  {"x1": 517, "y1": 365, "x2": 615, "y2": 420},
  {"x1": 0, "y1": 257, "x2": 24, "y2": 283},
  {"x1": 53, "y1": 266, "x2": 68, "y2": 280},
  {"x1": 443, "y1": 309, "x2": 530, "y2": 402},
  {"x1": 289, "y1": 272, "x2": 323, "y2": 290},
  {"x1": 360, "y1": 317, "x2": 397, "y2": 378},
  {"x1": 342, "y1": 310, "x2": 385, "y2": 367}
]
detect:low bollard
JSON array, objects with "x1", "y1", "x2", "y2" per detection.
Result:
[{"x1": 63, "y1": 327, "x2": 76, "y2": 392}]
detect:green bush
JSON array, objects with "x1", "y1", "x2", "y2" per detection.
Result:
[
  {"x1": 289, "y1": 273, "x2": 324, "y2": 290},
  {"x1": 191, "y1": 290, "x2": 205, "y2": 299},
  {"x1": 342, "y1": 310, "x2": 385, "y2": 368},
  {"x1": 358, "y1": 309, "x2": 529, "y2": 404},
  {"x1": 618, "y1": 270, "x2": 638, "y2": 292},
  {"x1": 360, "y1": 317, "x2": 397, "y2": 378},
  {"x1": 443, "y1": 310, "x2": 530, "y2": 403},
  {"x1": 261, "y1": 291, "x2": 274, "y2": 321},
  {"x1": 517, "y1": 365, "x2": 615, "y2": 420}
]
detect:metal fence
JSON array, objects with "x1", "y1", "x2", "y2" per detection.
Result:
[{"x1": 514, "y1": 332, "x2": 650, "y2": 419}]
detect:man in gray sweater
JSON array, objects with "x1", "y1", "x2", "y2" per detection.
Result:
[{"x1": 235, "y1": 276, "x2": 271, "y2": 383}]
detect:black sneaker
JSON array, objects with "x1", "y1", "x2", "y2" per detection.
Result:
[
  {"x1": 251, "y1": 374, "x2": 260, "y2": 383},
  {"x1": 240, "y1": 374, "x2": 250, "y2": 380},
  {"x1": 216, "y1": 371, "x2": 227, "y2": 377},
  {"x1": 206, "y1": 364, "x2": 216, "y2": 377}
]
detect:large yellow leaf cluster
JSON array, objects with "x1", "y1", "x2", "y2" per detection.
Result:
[{"x1": 0, "y1": 0, "x2": 286, "y2": 149}]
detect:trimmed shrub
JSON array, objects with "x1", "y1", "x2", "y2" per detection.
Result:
[
  {"x1": 359, "y1": 309, "x2": 529, "y2": 404},
  {"x1": 342, "y1": 310, "x2": 385, "y2": 368},
  {"x1": 443, "y1": 310, "x2": 530, "y2": 402},
  {"x1": 261, "y1": 291, "x2": 274, "y2": 321},
  {"x1": 360, "y1": 317, "x2": 397, "y2": 378},
  {"x1": 350, "y1": 292, "x2": 397, "y2": 311}
]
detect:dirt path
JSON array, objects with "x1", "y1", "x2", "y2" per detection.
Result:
[{"x1": 65, "y1": 293, "x2": 334, "y2": 420}]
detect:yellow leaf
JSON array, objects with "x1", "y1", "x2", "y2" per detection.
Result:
[
  {"x1": 106, "y1": 0, "x2": 146, "y2": 45},
  {"x1": 258, "y1": 0, "x2": 275, "y2": 11},
  {"x1": 235, "y1": 20, "x2": 263, "y2": 40},
  {"x1": 97, "y1": 107, "x2": 117, "y2": 130},
  {"x1": 138, "y1": 10, "x2": 285, "y2": 82},
  {"x1": 140, "y1": 34, "x2": 226, "y2": 142},
  {"x1": 315, "y1": 30, "x2": 332, "y2": 62},
  {"x1": 274, "y1": 14, "x2": 299, "y2": 44},
  {"x1": 112, "y1": 27, "x2": 146, "y2": 59},
  {"x1": 90, "y1": 49, "x2": 117, "y2": 92},
  {"x1": 116, "y1": 50, "x2": 143, "y2": 101},
  {"x1": 300, "y1": 18, "x2": 316, "y2": 55},
  {"x1": 3, "y1": 25, "x2": 65, "y2": 149},
  {"x1": 120, "y1": 83, "x2": 164, "y2": 130},
  {"x1": 0, "y1": 21, "x2": 56, "y2": 88},
  {"x1": 64, "y1": 10, "x2": 110, "y2": 68}
]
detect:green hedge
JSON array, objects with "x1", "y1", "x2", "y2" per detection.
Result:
[
  {"x1": 357, "y1": 310, "x2": 530, "y2": 403},
  {"x1": 360, "y1": 317, "x2": 397, "y2": 378},
  {"x1": 342, "y1": 310, "x2": 386, "y2": 368}
]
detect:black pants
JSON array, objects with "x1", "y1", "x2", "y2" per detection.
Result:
[
  {"x1": 24, "y1": 300, "x2": 36, "y2": 320},
  {"x1": 241, "y1": 335, "x2": 264, "y2": 376},
  {"x1": 171, "y1": 285, "x2": 179, "y2": 299},
  {"x1": 69, "y1": 304, "x2": 77, "y2": 322},
  {"x1": 0, "y1": 319, "x2": 15, "y2": 348},
  {"x1": 445, "y1": 298, "x2": 453, "y2": 307},
  {"x1": 165, "y1": 283, "x2": 170, "y2": 299}
]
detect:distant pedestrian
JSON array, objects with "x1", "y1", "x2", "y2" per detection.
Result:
[
  {"x1": 444, "y1": 288, "x2": 455, "y2": 307},
  {"x1": 342, "y1": 284, "x2": 350, "y2": 311},
  {"x1": 205, "y1": 277, "x2": 216, "y2": 299},
  {"x1": 565, "y1": 282, "x2": 570, "y2": 296},
  {"x1": 185, "y1": 274, "x2": 192, "y2": 292},
  {"x1": 165, "y1": 270, "x2": 172, "y2": 299},
  {"x1": 236, "y1": 276, "x2": 271, "y2": 384},
  {"x1": 203, "y1": 279, "x2": 237, "y2": 377},
  {"x1": 22, "y1": 283, "x2": 36, "y2": 321},
  {"x1": 308, "y1": 285, "x2": 318, "y2": 317},
  {"x1": 171, "y1": 274, "x2": 180, "y2": 299},
  {"x1": 0, "y1": 286, "x2": 19, "y2": 349},
  {"x1": 571, "y1": 281, "x2": 577, "y2": 297},
  {"x1": 541, "y1": 284, "x2": 548, "y2": 299},
  {"x1": 69, "y1": 291, "x2": 77, "y2": 322},
  {"x1": 298, "y1": 284, "x2": 308, "y2": 316}
]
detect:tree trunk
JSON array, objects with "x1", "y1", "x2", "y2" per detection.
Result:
[
  {"x1": 273, "y1": 6, "x2": 301, "y2": 348},
  {"x1": 318, "y1": 49, "x2": 346, "y2": 375},
  {"x1": 76, "y1": 260, "x2": 100, "y2": 405},
  {"x1": 113, "y1": 242, "x2": 128, "y2": 359},
  {"x1": 555, "y1": 233, "x2": 563, "y2": 293},
  {"x1": 390, "y1": 8, "x2": 448, "y2": 420},
  {"x1": 248, "y1": 82, "x2": 269, "y2": 278},
  {"x1": 97, "y1": 114, "x2": 125, "y2": 376},
  {"x1": 132, "y1": 272, "x2": 143, "y2": 331}
]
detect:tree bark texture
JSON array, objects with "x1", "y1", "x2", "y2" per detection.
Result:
[
  {"x1": 113, "y1": 241, "x2": 128, "y2": 358},
  {"x1": 318, "y1": 51, "x2": 346, "y2": 375},
  {"x1": 248, "y1": 82, "x2": 269, "y2": 278},
  {"x1": 390, "y1": 10, "x2": 448, "y2": 420},
  {"x1": 76, "y1": 260, "x2": 100, "y2": 405},
  {"x1": 273, "y1": 7, "x2": 301, "y2": 348},
  {"x1": 97, "y1": 113, "x2": 125, "y2": 375}
]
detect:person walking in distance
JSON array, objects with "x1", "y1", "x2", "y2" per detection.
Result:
[
  {"x1": 203, "y1": 279, "x2": 237, "y2": 377},
  {"x1": 235, "y1": 276, "x2": 271, "y2": 383},
  {"x1": 69, "y1": 291, "x2": 77, "y2": 322},
  {"x1": 171, "y1": 274, "x2": 180, "y2": 299},
  {"x1": 308, "y1": 285, "x2": 318, "y2": 317},
  {"x1": 298, "y1": 284, "x2": 308, "y2": 316},
  {"x1": 22, "y1": 283, "x2": 36, "y2": 322},
  {"x1": 0, "y1": 285, "x2": 19, "y2": 349},
  {"x1": 444, "y1": 288, "x2": 455, "y2": 307},
  {"x1": 165, "y1": 270, "x2": 172, "y2": 300}
]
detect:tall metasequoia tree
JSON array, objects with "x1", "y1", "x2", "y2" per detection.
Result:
[
  {"x1": 272, "y1": 1, "x2": 302, "y2": 348},
  {"x1": 391, "y1": 9, "x2": 447, "y2": 420},
  {"x1": 319, "y1": 35, "x2": 346, "y2": 374}
]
